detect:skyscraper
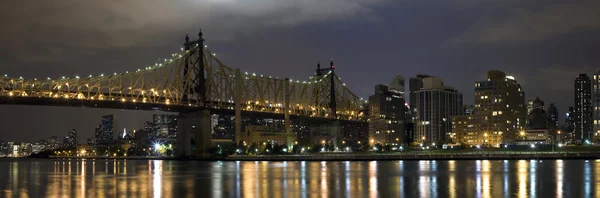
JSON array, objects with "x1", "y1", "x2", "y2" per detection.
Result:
[
  {"x1": 593, "y1": 72, "x2": 600, "y2": 136},
  {"x1": 527, "y1": 98, "x2": 547, "y2": 129},
  {"x1": 526, "y1": 98, "x2": 536, "y2": 115},
  {"x1": 455, "y1": 70, "x2": 526, "y2": 146},
  {"x1": 547, "y1": 103, "x2": 559, "y2": 140},
  {"x1": 565, "y1": 106, "x2": 575, "y2": 140},
  {"x1": 153, "y1": 114, "x2": 178, "y2": 139},
  {"x1": 575, "y1": 74, "x2": 592, "y2": 142},
  {"x1": 414, "y1": 77, "x2": 463, "y2": 145},
  {"x1": 96, "y1": 115, "x2": 116, "y2": 145},
  {"x1": 368, "y1": 84, "x2": 408, "y2": 145}
]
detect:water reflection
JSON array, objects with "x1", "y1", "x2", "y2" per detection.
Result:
[{"x1": 1, "y1": 159, "x2": 600, "y2": 197}]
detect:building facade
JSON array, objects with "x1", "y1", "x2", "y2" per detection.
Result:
[
  {"x1": 153, "y1": 114, "x2": 178, "y2": 139},
  {"x1": 414, "y1": 77, "x2": 463, "y2": 145},
  {"x1": 409, "y1": 74, "x2": 432, "y2": 119},
  {"x1": 96, "y1": 115, "x2": 116, "y2": 145},
  {"x1": 455, "y1": 70, "x2": 526, "y2": 147},
  {"x1": 547, "y1": 103, "x2": 559, "y2": 140},
  {"x1": 564, "y1": 106, "x2": 576, "y2": 141},
  {"x1": 593, "y1": 72, "x2": 600, "y2": 137},
  {"x1": 575, "y1": 74, "x2": 592, "y2": 142},
  {"x1": 368, "y1": 84, "x2": 408, "y2": 145}
]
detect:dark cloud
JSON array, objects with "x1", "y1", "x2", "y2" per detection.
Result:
[{"x1": 454, "y1": 0, "x2": 600, "y2": 43}]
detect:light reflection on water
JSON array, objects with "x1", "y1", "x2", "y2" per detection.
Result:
[{"x1": 0, "y1": 159, "x2": 600, "y2": 197}]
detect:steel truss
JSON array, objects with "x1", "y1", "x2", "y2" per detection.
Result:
[{"x1": 0, "y1": 38, "x2": 365, "y2": 121}]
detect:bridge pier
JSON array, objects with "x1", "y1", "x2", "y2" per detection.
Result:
[
  {"x1": 176, "y1": 109, "x2": 211, "y2": 158},
  {"x1": 311, "y1": 120, "x2": 342, "y2": 148}
]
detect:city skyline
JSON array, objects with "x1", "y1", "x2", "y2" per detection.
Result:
[{"x1": 2, "y1": 1, "x2": 600, "y2": 142}]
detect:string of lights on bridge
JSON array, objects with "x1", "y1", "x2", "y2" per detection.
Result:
[
  {"x1": 1, "y1": 41, "x2": 367, "y2": 114},
  {"x1": 2, "y1": 43, "x2": 355, "y2": 87}
]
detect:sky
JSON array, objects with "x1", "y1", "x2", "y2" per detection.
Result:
[{"x1": 1, "y1": 0, "x2": 599, "y2": 143}]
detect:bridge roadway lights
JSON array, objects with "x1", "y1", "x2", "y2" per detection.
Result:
[{"x1": 176, "y1": 109, "x2": 211, "y2": 158}]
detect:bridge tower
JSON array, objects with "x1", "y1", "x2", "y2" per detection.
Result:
[
  {"x1": 312, "y1": 60, "x2": 342, "y2": 147},
  {"x1": 176, "y1": 29, "x2": 212, "y2": 158}
]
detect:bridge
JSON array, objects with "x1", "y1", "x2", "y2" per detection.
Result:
[{"x1": 0, "y1": 30, "x2": 366, "y2": 157}]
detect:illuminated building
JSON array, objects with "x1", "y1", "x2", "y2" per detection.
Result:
[
  {"x1": 593, "y1": 72, "x2": 600, "y2": 137},
  {"x1": 564, "y1": 106, "x2": 575, "y2": 140},
  {"x1": 62, "y1": 129, "x2": 78, "y2": 147},
  {"x1": 96, "y1": 114, "x2": 116, "y2": 145},
  {"x1": 575, "y1": 74, "x2": 592, "y2": 142},
  {"x1": 414, "y1": 76, "x2": 463, "y2": 145},
  {"x1": 526, "y1": 98, "x2": 536, "y2": 115},
  {"x1": 409, "y1": 74, "x2": 432, "y2": 120},
  {"x1": 455, "y1": 70, "x2": 526, "y2": 146},
  {"x1": 368, "y1": 84, "x2": 408, "y2": 145},
  {"x1": 153, "y1": 114, "x2": 178, "y2": 139}
]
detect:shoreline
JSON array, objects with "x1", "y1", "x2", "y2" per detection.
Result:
[{"x1": 22, "y1": 151, "x2": 600, "y2": 161}]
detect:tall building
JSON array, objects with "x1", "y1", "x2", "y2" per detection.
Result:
[
  {"x1": 564, "y1": 106, "x2": 576, "y2": 140},
  {"x1": 96, "y1": 115, "x2": 116, "y2": 145},
  {"x1": 575, "y1": 74, "x2": 592, "y2": 142},
  {"x1": 547, "y1": 103, "x2": 559, "y2": 140},
  {"x1": 455, "y1": 70, "x2": 526, "y2": 146},
  {"x1": 593, "y1": 72, "x2": 600, "y2": 136},
  {"x1": 69, "y1": 129, "x2": 77, "y2": 145},
  {"x1": 46, "y1": 136, "x2": 60, "y2": 150},
  {"x1": 153, "y1": 114, "x2": 178, "y2": 139},
  {"x1": 409, "y1": 74, "x2": 432, "y2": 119},
  {"x1": 414, "y1": 77, "x2": 463, "y2": 145},
  {"x1": 526, "y1": 98, "x2": 536, "y2": 115},
  {"x1": 368, "y1": 84, "x2": 408, "y2": 145},
  {"x1": 527, "y1": 98, "x2": 547, "y2": 129}
]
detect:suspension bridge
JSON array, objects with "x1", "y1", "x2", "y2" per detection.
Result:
[{"x1": 0, "y1": 30, "x2": 366, "y2": 157}]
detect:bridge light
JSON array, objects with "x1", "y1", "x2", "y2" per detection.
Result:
[
  {"x1": 8, "y1": 92, "x2": 13, "y2": 96},
  {"x1": 75, "y1": 76, "x2": 79, "y2": 79},
  {"x1": 62, "y1": 76, "x2": 65, "y2": 79},
  {"x1": 114, "y1": 72, "x2": 117, "y2": 75},
  {"x1": 121, "y1": 98, "x2": 126, "y2": 102},
  {"x1": 100, "y1": 74, "x2": 104, "y2": 77}
]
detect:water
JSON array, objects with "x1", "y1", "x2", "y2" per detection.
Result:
[{"x1": 0, "y1": 159, "x2": 599, "y2": 197}]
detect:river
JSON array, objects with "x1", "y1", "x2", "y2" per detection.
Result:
[{"x1": 0, "y1": 158, "x2": 597, "y2": 197}]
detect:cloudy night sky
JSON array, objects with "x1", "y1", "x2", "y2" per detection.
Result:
[{"x1": 1, "y1": 0, "x2": 599, "y2": 143}]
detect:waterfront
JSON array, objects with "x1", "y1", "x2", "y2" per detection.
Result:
[{"x1": 0, "y1": 159, "x2": 599, "y2": 197}]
